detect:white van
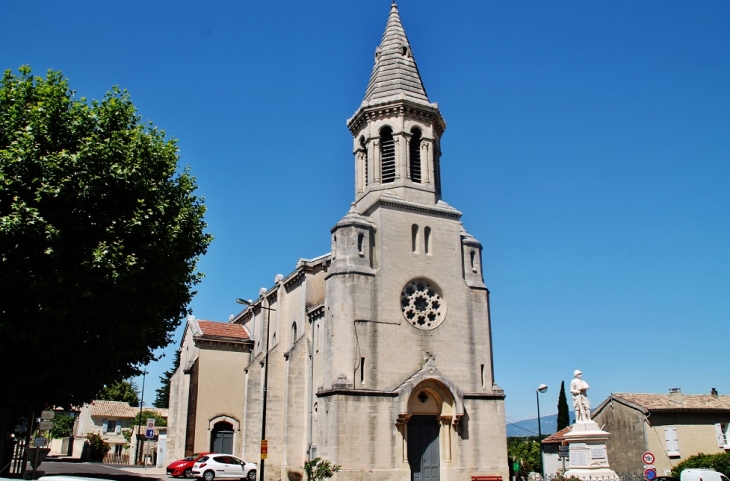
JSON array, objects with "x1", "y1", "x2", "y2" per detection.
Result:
[{"x1": 681, "y1": 469, "x2": 730, "y2": 481}]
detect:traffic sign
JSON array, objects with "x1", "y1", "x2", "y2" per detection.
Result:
[
  {"x1": 40, "y1": 410, "x2": 56, "y2": 420},
  {"x1": 38, "y1": 421, "x2": 54, "y2": 431},
  {"x1": 146, "y1": 418, "x2": 156, "y2": 429},
  {"x1": 145, "y1": 429, "x2": 155, "y2": 438},
  {"x1": 642, "y1": 452, "x2": 656, "y2": 465},
  {"x1": 261, "y1": 439, "x2": 268, "y2": 460},
  {"x1": 644, "y1": 468, "x2": 657, "y2": 480}
]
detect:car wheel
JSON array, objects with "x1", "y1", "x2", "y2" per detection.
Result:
[
  {"x1": 203, "y1": 470, "x2": 215, "y2": 481},
  {"x1": 247, "y1": 470, "x2": 257, "y2": 481},
  {"x1": 184, "y1": 468, "x2": 193, "y2": 478}
]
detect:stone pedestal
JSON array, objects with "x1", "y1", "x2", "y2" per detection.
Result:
[{"x1": 563, "y1": 421, "x2": 618, "y2": 480}]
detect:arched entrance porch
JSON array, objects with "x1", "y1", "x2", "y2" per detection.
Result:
[{"x1": 400, "y1": 379, "x2": 459, "y2": 481}]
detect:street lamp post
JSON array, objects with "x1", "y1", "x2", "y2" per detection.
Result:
[
  {"x1": 536, "y1": 383, "x2": 548, "y2": 478},
  {"x1": 136, "y1": 370, "x2": 147, "y2": 465},
  {"x1": 237, "y1": 298, "x2": 275, "y2": 481}
]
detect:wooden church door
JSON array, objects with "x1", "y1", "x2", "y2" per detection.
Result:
[{"x1": 408, "y1": 415, "x2": 440, "y2": 481}]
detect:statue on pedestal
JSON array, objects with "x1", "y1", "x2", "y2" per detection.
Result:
[{"x1": 570, "y1": 370, "x2": 590, "y2": 423}]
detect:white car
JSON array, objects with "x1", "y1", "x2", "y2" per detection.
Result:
[{"x1": 192, "y1": 454, "x2": 257, "y2": 481}]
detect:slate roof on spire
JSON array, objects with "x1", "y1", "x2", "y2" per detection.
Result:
[{"x1": 362, "y1": 3, "x2": 429, "y2": 106}]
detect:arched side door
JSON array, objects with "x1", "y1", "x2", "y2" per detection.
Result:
[{"x1": 210, "y1": 421, "x2": 234, "y2": 454}]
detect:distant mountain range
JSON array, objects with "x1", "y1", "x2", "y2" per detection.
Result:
[{"x1": 506, "y1": 412, "x2": 576, "y2": 437}]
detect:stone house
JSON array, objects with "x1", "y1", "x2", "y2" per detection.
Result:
[
  {"x1": 167, "y1": 4, "x2": 509, "y2": 481},
  {"x1": 167, "y1": 317, "x2": 253, "y2": 460},
  {"x1": 541, "y1": 427, "x2": 571, "y2": 476},
  {"x1": 74, "y1": 399, "x2": 167, "y2": 464},
  {"x1": 591, "y1": 389, "x2": 730, "y2": 475}
]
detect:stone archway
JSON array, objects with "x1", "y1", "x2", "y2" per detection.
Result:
[{"x1": 404, "y1": 380, "x2": 457, "y2": 481}]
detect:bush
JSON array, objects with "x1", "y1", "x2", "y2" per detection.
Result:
[
  {"x1": 50, "y1": 414, "x2": 74, "y2": 439},
  {"x1": 304, "y1": 457, "x2": 341, "y2": 481},
  {"x1": 671, "y1": 453, "x2": 730, "y2": 477},
  {"x1": 87, "y1": 433, "x2": 110, "y2": 461}
]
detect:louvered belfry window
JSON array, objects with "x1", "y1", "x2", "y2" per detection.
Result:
[
  {"x1": 380, "y1": 127, "x2": 396, "y2": 183},
  {"x1": 409, "y1": 128, "x2": 422, "y2": 183}
]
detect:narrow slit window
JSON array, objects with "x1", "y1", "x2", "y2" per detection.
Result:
[
  {"x1": 470, "y1": 250, "x2": 476, "y2": 271},
  {"x1": 380, "y1": 127, "x2": 396, "y2": 183},
  {"x1": 358, "y1": 233, "x2": 364, "y2": 256},
  {"x1": 424, "y1": 226, "x2": 431, "y2": 255},
  {"x1": 411, "y1": 224, "x2": 419, "y2": 253},
  {"x1": 360, "y1": 357, "x2": 365, "y2": 384},
  {"x1": 360, "y1": 136, "x2": 368, "y2": 187},
  {"x1": 291, "y1": 322, "x2": 297, "y2": 348},
  {"x1": 480, "y1": 364, "x2": 485, "y2": 388},
  {"x1": 409, "y1": 128, "x2": 422, "y2": 183}
]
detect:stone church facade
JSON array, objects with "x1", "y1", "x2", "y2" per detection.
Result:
[{"x1": 168, "y1": 4, "x2": 508, "y2": 481}]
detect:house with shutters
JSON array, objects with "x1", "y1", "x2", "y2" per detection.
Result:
[
  {"x1": 590, "y1": 389, "x2": 730, "y2": 475},
  {"x1": 74, "y1": 399, "x2": 168, "y2": 464}
]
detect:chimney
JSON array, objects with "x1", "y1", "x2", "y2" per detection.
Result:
[
  {"x1": 669, "y1": 388, "x2": 683, "y2": 404},
  {"x1": 711, "y1": 388, "x2": 719, "y2": 397}
]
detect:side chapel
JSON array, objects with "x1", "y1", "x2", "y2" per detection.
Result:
[{"x1": 168, "y1": 4, "x2": 508, "y2": 481}]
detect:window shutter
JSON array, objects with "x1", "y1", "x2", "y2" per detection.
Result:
[
  {"x1": 102, "y1": 419, "x2": 108, "y2": 433},
  {"x1": 115, "y1": 424, "x2": 121, "y2": 435},
  {"x1": 716, "y1": 423, "x2": 725, "y2": 447},
  {"x1": 665, "y1": 427, "x2": 680, "y2": 456}
]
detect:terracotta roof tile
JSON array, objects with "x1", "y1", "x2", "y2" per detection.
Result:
[
  {"x1": 542, "y1": 426, "x2": 572, "y2": 444},
  {"x1": 612, "y1": 393, "x2": 730, "y2": 411},
  {"x1": 89, "y1": 400, "x2": 137, "y2": 418},
  {"x1": 196, "y1": 320, "x2": 249, "y2": 340}
]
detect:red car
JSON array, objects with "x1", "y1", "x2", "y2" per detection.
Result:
[{"x1": 167, "y1": 453, "x2": 211, "y2": 478}]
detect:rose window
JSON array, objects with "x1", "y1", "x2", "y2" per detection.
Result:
[{"x1": 400, "y1": 278, "x2": 447, "y2": 330}]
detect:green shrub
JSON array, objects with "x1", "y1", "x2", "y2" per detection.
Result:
[
  {"x1": 671, "y1": 452, "x2": 730, "y2": 477},
  {"x1": 50, "y1": 414, "x2": 74, "y2": 439},
  {"x1": 304, "y1": 457, "x2": 341, "y2": 481},
  {"x1": 87, "y1": 433, "x2": 110, "y2": 461}
]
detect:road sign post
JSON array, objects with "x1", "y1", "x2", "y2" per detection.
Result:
[{"x1": 642, "y1": 452, "x2": 656, "y2": 465}]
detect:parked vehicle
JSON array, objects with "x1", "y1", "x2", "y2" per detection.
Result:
[
  {"x1": 192, "y1": 454, "x2": 257, "y2": 481},
  {"x1": 681, "y1": 469, "x2": 730, "y2": 481},
  {"x1": 167, "y1": 452, "x2": 211, "y2": 478}
]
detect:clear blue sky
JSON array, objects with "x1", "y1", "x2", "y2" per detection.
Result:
[{"x1": 4, "y1": 1, "x2": 728, "y2": 422}]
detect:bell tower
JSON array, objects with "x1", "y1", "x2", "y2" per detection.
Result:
[{"x1": 347, "y1": 2, "x2": 447, "y2": 210}]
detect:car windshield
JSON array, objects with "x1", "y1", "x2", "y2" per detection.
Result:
[
  {"x1": 196, "y1": 456, "x2": 209, "y2": 463},
  {"x1": 183, "y1": 456, "x2": 194, "y2": 461}
]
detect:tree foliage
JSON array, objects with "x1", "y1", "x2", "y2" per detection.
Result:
[
  {"x1": 557, "y1": 380, "x2": 570, "y2": 431},
  {"x1": 671, "y1": 453, "x2": 730, "y2": 477},
  {"x1": 131, "y1": 410, "x2": 167, "y2": 428},
  {"x1": 0, "y1": 66, "x2": 211, "y2": 422},
  {"x1": 304, "y1": 457, "x2": 341, "y2": 481},
  {"x1": 50, "y1": 414, "x2": 74, "y2": 439},
  {"x1": 154, "y1": 350, "x2": 179, "y2": 408},
  {"x1": 508, "y1": 437, "x2": 542, "y2": 475},
  {"x1": 98, "y1": 380, "x2": 140, "y2": 407}
]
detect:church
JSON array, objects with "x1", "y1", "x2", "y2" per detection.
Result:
[{"x1": 167, "y1": 4, "x2": 509, "y2": 481}]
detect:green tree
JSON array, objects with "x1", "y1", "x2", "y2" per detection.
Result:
[
  {"x1": 50, "y1": 414, "x2": 74, "y2": 439},
  {"x1": 557, "y1": 380, "x2": 570, "y2": 431},
  {"x1": 153, "y1": 350, "x2": 179, "y2": 408},
  {"x1": 0, "y1": 66, "x2": 211, "y2": 457},
  {"x1": 131, "y1": 410, "x2": 167, "y2": 428},
  {"x1": 508, "y1": 437, "x2": 542, "y2": 475},
  {"x1": 98, "y1": 380, "x2": 140, "y2": 407},
  {"x1": 671, "y1": 453, "x2": 730, "y2": 477}
]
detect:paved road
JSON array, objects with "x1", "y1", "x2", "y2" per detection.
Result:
[{"x1": 31, "y1": 459, "x2": 167, "y2": 481}]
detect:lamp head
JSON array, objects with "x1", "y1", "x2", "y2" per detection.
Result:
[
  {"x1": 537, "y1": 384, "x2": 548, "y2": 393},
  {"x1": 235, "y1": 298, "x2": 253, "y2": 306}
]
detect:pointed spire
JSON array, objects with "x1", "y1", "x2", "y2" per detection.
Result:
[{"x1": 362, "y1": 3, "x2": 429, "y2": 106}]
